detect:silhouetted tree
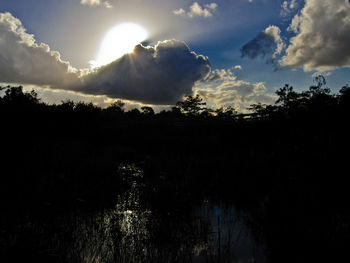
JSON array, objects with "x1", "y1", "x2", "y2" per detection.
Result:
[
  {"x1": 106, "y1": 100, "x2": 125, "y2": 114},
  {"x1": 248, "y1": 103, "x2": 278, "y2": 119},
  {"x1": 308, "y1": 75, "x2": 330, "y2": 97},
  {"x1": 215, "y1": 106, "x2": 237, "y2": 118},
  {"x1": 141, "y1": 106, "x2": 155, "y2": 116},
  {"x1": 275, "y1": 84, "x2": 302, "y2": 109},
  {"x1": 74, "y1": 101, "x2": 100, "y2": 113},
  {"x1": 58, "y1": 99, "x2": 75, "y2": 112},
  {"x1": 306, "y1": 75, "x2": 337, "y2": 111},
  {"x1": 176, "y1": 94, "x2": 206, "y2": 116},
  {"x1": 337, "y1": 85, "x2": 350, "y2": 114},
  {"x1": 0, "y1": 86, "x2": 40, "y2": 107},
  {"x1": 200, "y1": 107, "x2": 213, "y2": 118},
  {"x1": 170, "y1": 106, "x2": 182, "y2": 117},
  {"x1": 126, "y1": 108, "x2": 141, "y2": 118},
  {"x1": 338, "y1": 85, "x2": 350, "y2": 104}
]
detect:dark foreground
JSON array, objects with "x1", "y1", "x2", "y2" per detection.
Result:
[{"x1": 1, "y1": 84, "x2": 350, "y2": 262}]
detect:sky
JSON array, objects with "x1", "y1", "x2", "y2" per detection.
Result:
[{"x1": 1, "y1": 0, "x2": 350, "y2": 112}]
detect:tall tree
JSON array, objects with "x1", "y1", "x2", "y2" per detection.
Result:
[{"x1": 176, "y1": 94, "x2": 206, "y2": 116}]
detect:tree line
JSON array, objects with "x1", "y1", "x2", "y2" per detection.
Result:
[{"x1": 1, "y1": 75, "x2": 349, "y2": 120}]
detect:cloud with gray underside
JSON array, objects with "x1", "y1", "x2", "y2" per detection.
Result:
[
  {"x1": 241, "y1": 25, "x2": 285, "y2": 63},
  {"x1": 80, "y1": 41, "x2": 211, "y2": 104},
  {"x1": 0, "y1": 12, "x2": 81, "y2": 89},
  {"x1": 280, "y1": 0, "x2": 350, "y2": 71},
  {"x1": 0, "y1": 12, "x2": 210, "y2": 105}
]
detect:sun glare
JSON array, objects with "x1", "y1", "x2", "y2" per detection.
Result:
[{"x1": 92, "y1": 23, "x2": 148, "y2": 68}]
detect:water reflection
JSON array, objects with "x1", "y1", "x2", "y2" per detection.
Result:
[
  {"x1": 70, "y1": 164, "x2": 265, "y2": 263},
  {"x1": 194, "y1": 202, "x2": 264, "y2": 263}
]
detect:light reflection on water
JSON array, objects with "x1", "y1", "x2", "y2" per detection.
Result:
[{"x1": 70, "y1": 164, "x2": 265, "y2": 263}]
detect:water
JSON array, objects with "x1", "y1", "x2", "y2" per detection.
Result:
[
  {"x1": 68, "y1": 164, "x2": 265, "y2": 263},
  {"x1": 1, "y1": 164, "x2": 266, "y2": 263}
]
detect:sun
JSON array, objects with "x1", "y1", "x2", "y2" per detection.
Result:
[{"x1": 92, "y1": 22, "x2": 148, "y2": 68}]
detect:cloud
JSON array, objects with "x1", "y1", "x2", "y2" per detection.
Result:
[
  {"x1": 280, "y1": 0, "x2": 350, "y2": 71},
  {"x1": 80, "y1": 0, "x2": 112, "y2": 8},
  {"x1": 205, "y1": 3, "x2": 218, "y2": 10},
  {"x1": 173, "y1": 8, "x2": 186, "y2": 16},
  {"x1": 280, "y1": 0, "x2": 298, "y2": 17},
  {"x1": 18, "y1": 85, "x2": 170, "y2": 112},
  {"x1": 196, "y1": 69, "x2": 277, "y2": 112},
  {"x1": 80, "y1": 40, "x2": 211, "y2": 105},
  {"x1": 173, "y1": 2, "x2": 218, "y2": 18},
  {"x1": 287, "y1": 13, "x2": 302, "y2": 34},
  {"x1": 0, "y1": 12, "x2": 210, "y2": 105},
  {"x1": 241, "y1": 25, "x2": 285, "y2": 62},
  {"x1": 0, "y1": 12, "x2": 81, "y2": 89},
  {"x1": 203, "y1": 68, "x2": 237, "y2": 82}
]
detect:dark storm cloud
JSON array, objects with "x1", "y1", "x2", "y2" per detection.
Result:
[
  {"x1": 80, "y1": 40, "x2": 211, "y2": 105},
  {"x1": 241, "y1": 25, "x2": 285, "y2": 61},
  {"x1": 241, "y1": 32, "x2": 275, "y2": 59}
]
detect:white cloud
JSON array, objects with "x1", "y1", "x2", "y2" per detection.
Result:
[
  {"x1": 280, "y1": 0, "x2": 350, "y2": 71},
  {"x1": 203, "y1": 68, "x2": 237, "y2": 82},
  {"x1": 0, "y1": 12, "x2": 81, "y2": 89},
  {"x1": 103, "y1": 1, "x2": 112, "y2": 8},
  {"x1": 188, "y1": 2, "x2": 216, "y2": 18},
  {"x1": 281, "y1": 0, "x2": 298, "y2": 17},
  {"x1": 81, "y1": 0, "x2": 100, "y2": 6},
  {"x1": 173, "y1": 2, "x2": 218, "y2": 18},
  {"x1": 205, "y1": 3, "x2": 218, "y2": 10},
  {"x1": 289, "y1": 0, "x2": 297, "y2": 9},
  {"x1": 173, "y1": 8, "x2": 185, "y2": 16},
  {"x1": 287, "y1": 13, "x2": 302, "y2": 33},
  {"x1": 264, "y1": 26, "x2": 286, "y2": 58},
  {"x1": 80, "y1": 0, "x2": 112, "y2": 8},
  {"x1": 196, "y1": 69, "x2": 277, "y2": 112}
]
